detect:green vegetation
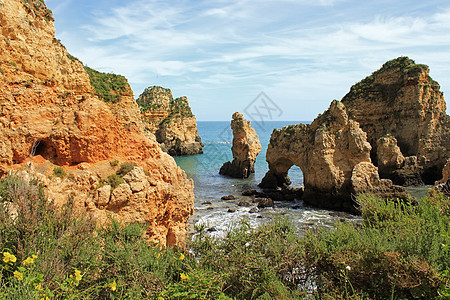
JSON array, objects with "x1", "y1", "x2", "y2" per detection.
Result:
[
  {"x1": 0, "y1": 174, "x2": 448, "y2": 299},
  {"x1": 84, "y1": 66, "x2": 131, "y2": 104},
  {"x1": 136, "y1": 86, "x2": 171, "y2": 113},
  {"x1": 160, "y1": 97, "x2": 193, "y2": 126},
  {"x1": 21, "y1": 0, "x2": 54, "y2": 22},
  {"x1": 52, "y1": 166, "x2": 66, "y2": 178},
  {"x1": 109, "y1": 159, "x2": 119, "y2": 167},
  {"x1": 107, "y1": 174, "x2": 123, "y2": 189},
  {"x1": 342, "y1": 56, "x2": 436, "y2": 104},
  {"x1": 115, "y1": 162, "x2": 137, "y2": 177}
]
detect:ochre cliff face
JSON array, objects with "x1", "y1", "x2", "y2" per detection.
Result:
[
  {"x1": 261, "y1": 101, "x2": 406, "y2": 210},
  {"x1": 219, "y1": 112, "x2": 262, "y2": 178},
  {"x1": 137, "y1": 87, "x2": 203, "y2": 156},
  {"x1": 0, "y1": 0, "x2": 194, "y2": 246},
  {"x1": 341, "y1": 57, "x2": 449, "y2": 183}
]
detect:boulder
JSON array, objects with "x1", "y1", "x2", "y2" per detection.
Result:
[{"x1": 220, "y1": 112, "x2": 262, "y2": 178}]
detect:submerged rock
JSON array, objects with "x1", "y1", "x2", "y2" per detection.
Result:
[{"x1": 220, "y1": 112, "x2": 262, "y2": 178}]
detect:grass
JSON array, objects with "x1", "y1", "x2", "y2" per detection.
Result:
[
  {"x1": 0, "y1": 174, "x2": 448, "y2": 299},
  {"x1": 84, "y1": 66, "x2": 131, "y2": 103}
]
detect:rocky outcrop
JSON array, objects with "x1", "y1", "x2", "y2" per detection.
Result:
[
  {"x1": 0, "y1": 0, "x2": 194, "y2": 246},
  {"x1": 137, "y1": 86, "x2": 203, "y2": 156},
  {"x1": 433, "y1": 159, "x2": 450, "y2": 197},
  {"x1": 376, "y1": 135, "x2": 423, "y2": 185},
  {"x1": 341, "y1": 57, "x2": 449, "y2": 184},
  {"x1": 260, "y1": 101, "x2": 407, "y2": 211},
  {"x1": 219, "y1": 112, "x2": 262, "y2": 178}
]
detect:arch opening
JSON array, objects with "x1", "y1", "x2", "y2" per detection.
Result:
[{"x1": 287, "y1": 165, "x2": 304, "y2": 188}]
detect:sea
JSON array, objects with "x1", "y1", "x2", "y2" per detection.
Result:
[{"x1": 174, "y1": 121, "x2": 362, "y2": 237}]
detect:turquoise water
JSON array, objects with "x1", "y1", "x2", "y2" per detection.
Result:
[
  {"x1": 175, "y1": 121, "x2": 304, "y2": 201},
  {"x1": 175, "y1": 121, "x2": 362, "y2": 236}
]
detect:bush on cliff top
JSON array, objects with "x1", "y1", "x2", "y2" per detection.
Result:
[
  {"x1": 84, "y1": 66, "x2": 131, "y2": 104},
  {"x1": 0, "y1": 174, "x2": 448, "y2": 299}
]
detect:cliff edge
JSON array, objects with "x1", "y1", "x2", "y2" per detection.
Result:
[
  {"x1": 0, "y1": 0, "x2": 194, "y2": 246},
  {"x1": 341, "y1": 57, "x2": 449, "y2": 184}
]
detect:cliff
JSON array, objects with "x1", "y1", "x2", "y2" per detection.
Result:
[
  {"x1": 220, "y1": 112, "x2": 262, "y2": 178},
  {"x1": 0, "y1": 0, "x2": 194, "y2": 246},
  {"x1": 137, "y1": 86, "x2": 203, "y2": 156},
  {"x1": 341, "y1": 57, "x2": 449, "y2": 184},
  {"x1": 260, "y1": 101, "x2": 407, "y2": 211}
]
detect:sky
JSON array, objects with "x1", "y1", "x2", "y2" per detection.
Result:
[{"x1": 45, "y1": 0, "x2": 450, "y2": 121}]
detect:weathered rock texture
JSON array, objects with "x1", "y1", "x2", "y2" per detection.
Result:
[
  {"x1": 220, "y1": 112, "x2": 262, "y2": 178},
  {"x1": 137, "y1": 86, "x2": 203, "y2": 156},
  {"x1": 260, "y1": 101, "x2": 407, "y2": 211},
  {"x1": 0, "y1": 0, "x2": 194, "y2": 246},
  {"x1": 341, "y1": 57, "x2": 449, "y2": 184}
]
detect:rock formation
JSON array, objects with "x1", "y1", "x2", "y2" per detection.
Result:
[
  {"x1": 0, "y1": 0, "x2": 194, "y2": 246},
  {"x1": 136, "y1": 86, "x2": 203, "y2": 156},
  {"x1": 219, "y1": 112, "x2": 262, "y2": 178},
  {"x1": 260, "y1": 101, "x2": 407, "y2": 211},
  {"x1": 341, "y1": 57, "x2": 449, "y2": 184}
]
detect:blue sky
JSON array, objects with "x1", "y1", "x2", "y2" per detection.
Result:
[{"x1": 46, "y1": 0, "x2": 450, "y2": 121}]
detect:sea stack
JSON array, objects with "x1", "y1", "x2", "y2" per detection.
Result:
[
  {"x1": 220, "y1": 112, "x2": 262, "y2": 178},
  {"x1": 137, "y1": 86, "x2": 204, "y2": 156}
]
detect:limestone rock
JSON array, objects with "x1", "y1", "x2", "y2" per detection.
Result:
[
  {"x1": 436, "y1": 159, "x2": 450, "y2": 185},
  {"x1": 220, "y1": 112, "x2": 262, "y2": 178},
  {"x1": 0, "y1": 0, "x2": 194, "y2": 246},
  {"x1": 260, "y1": 100, "x2": 407, "y2": 211},
  {"x1": 377, "y1": 135, "x2": 405, "y2": 175},
  {"x1": 137, "y1": 87, "x2": 203, "y2": 156},
  {"x1": 95, "y1": 185, "x2": 111, "y2": 207},
  {"x1": 342, "y1": 57, "x2": 449, "y2": 184}
]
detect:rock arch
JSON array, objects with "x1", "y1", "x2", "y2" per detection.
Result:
[{"x1": 260, "y1": 101, "x2": 406, "y2": 211}]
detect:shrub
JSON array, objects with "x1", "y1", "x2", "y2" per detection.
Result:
[
  {"x1": 116, "y1": 162, "x2": 137, "y2": 177},
  {"x1": 107, "y1": 174, "x2": 123, "y2": 189},
  {"x1": 84, "y1": 66, "x2": 131, "y2": 103},
  {"x1": 53, "y1": 166, "x2": 66, "y2": 178},
  {"x1": 109, "y1": 159, "x2": 119, "y2": 167}
]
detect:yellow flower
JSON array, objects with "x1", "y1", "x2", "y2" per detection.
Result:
[
  {"x1": 180, "y1": 273, "x2": 189, "y2": 280},
  {"x1": 108, "y1": 280, "x2": 117, "y2": 291},
  {"x1": 74, "y1": 269, "x2": 82, "y2": 282},
  {"x1": 14, "y1": 270, "x2": 23, "y2": 281},
  {"x1": 22, "y1": 256, "x2": 35, "y2": 266},
  {"x1": 40, "y1": 297, "x2": 50, "y2": 300},
  {"x1": 3, "y1": 252, "x2": 17, "y2": 263},
  {"x1": 178, "y1": 253, "x2": 185, "y2": 261},
  {"x1": 34, "y1": 283, "x2": 43, "y2": 291},
  {"x1": 32, "y1": 254, "x2": 38, "y2": 259}
]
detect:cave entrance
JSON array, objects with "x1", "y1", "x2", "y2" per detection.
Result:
[
  {"x1": 287, "y1": 165, "x2": 304, "y2": 188},
  {"x1": 32, "y1": 140, "x2": 58, "y2": 162}
]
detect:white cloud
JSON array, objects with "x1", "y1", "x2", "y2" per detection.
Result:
[{"x1": 48, "y1": 0, "x2": 450, "y2": 119}]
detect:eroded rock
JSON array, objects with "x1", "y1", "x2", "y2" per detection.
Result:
[
  {"x1": 261, "y1": 100, "x2": 407, "y2": 211},
  {"x1": 220, "y1": 112, "x2": 262, "y2": 178},
  {"x1": 0, "y1": 0, "x2": 194, "y2": 246},
  {"x1": 342, "y1": 57, "x2": 449, "y2": 184},
  {"x1": 137, "y1": 87, "x2": 203, "y2": 156}
]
